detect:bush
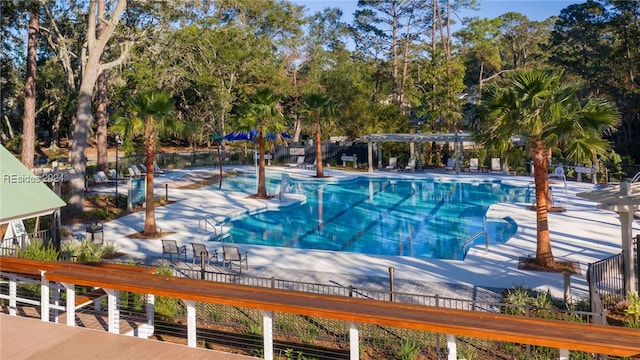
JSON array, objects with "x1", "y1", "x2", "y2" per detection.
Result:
[{"x1": 17, "y1": 239, "x2": 58, "y2": 261}]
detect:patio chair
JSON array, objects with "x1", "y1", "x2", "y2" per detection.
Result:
[
  {"x1": 469, "y1": 158, "x2": 479, "y2": 172},
  {"x1": 132, "y1": 164, "x2": 146, "y2": 176},
  {"x1": 445, "y1": 158, "x2": 456, "y2": 170},
  {"x1": 288, "y1": 156, "x2": 305, "y2": 168},
  {"x1": 139, "y1": 163, "x2": 147, "y2": 172},
  {"x1": 490, "y1": 158, "x2": 501, "y2": 173},
  {"x1": 153, "y1": 162, "x2": 166, "y2": 175},
  {"x1": 93, "y1": 173, "x2": 106, "y2": 186},
  {"x1": 404, "y1": 157, "x2": 416, "y2": 172},
  {"x1": 385, "y1": 157, "x2": 398, "y2": 171},
  {"x1": 191, "y1": 242, "x2": 218, "y2": 266},
  {"x1": 162, "y1": 239, "x2": 187, "y2": 262},
  {"x1": 222, "y1": 245, "x2": 248, "y2": 272}
]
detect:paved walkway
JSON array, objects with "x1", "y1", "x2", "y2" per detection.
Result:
[
  {"x1": 76, "y1": 166, "x2": 640, "y2": 301},
  {"x1": 0, "y1": 314, "x2": 255, "y2": 360}
]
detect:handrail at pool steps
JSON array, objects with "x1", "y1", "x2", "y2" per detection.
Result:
[
  {"x1": 198, "y1": 215, "x2": 222, "y2": 235},
  {"x1": 462, "y1": 216, "x2": 489, "y2": 257}
]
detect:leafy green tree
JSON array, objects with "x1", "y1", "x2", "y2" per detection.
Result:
[
  {"x1": 236, "y1": 88, "x2": 285, "y2": 198},
  {"x1": 301, "y1": 93, "x2": 335, "y2": 178},
  {"x1": 480, "y1": 69, "x2": 619, "y2": 268},
  {"x1": 111, "y1": 91, "x2": 179, "y2": 236}
]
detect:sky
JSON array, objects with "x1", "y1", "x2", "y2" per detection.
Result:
[{"x1": 290, "y1": 0, "x2": 583, "y2": 23}]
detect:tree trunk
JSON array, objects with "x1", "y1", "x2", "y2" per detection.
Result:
[
  {"x1": 315, "y1": 120, "x2": 324, "y2": 178},
  {"x1": 21, "y1": 8, "x2": 39, "y2": 170},
  {"x1": 96, "y1": 0, "x2": 108, "y2": 172},
  {"x1": 532, "y1": 143, "x2": 555, "y2": 268},
  {"x1": 256, "y1": 129, "x2": 267, "y2": 198},
  {"x1": 68, "y1": 74, "x2": 100, "y2": 212},
  {"x1": 143, "y1": 116, "x2": 156, "y2": 235}
]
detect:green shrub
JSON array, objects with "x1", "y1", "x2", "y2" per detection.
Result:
[
  {"x1": 17, "y1": 239, "x2": 58, "y2": 261},
  {"x1": 154, "y1": 265, "x2": 182, "y2": 318},
  {"x1": 395, "y1": 339, "x2": 421, "y2": 360}
]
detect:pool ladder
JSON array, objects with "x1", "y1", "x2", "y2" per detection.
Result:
[
  {"x1": 199, "y1": 215, "x2": 221, "y2": 236},
  {"x1": 462, "y1": 217, "x2": 489, "y2": 257}
]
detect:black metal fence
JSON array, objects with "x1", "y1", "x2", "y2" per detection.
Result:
[
  {"x1": 108, "y1": 142, "x2": 373, "y2": 174},
  {"x1": 587, "y1": 234, "x2": 640, "y2": 315}
]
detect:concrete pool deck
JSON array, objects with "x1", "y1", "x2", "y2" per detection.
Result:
[{"x1": 78, "y1": 166, "x2": 640, "y2": 302}]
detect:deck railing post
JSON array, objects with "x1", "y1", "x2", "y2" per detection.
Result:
[
  {"x1": 40, "y1": 270, "x2": 49, "y2": 322},
  {"x1": 105, "y1": 289, "x2": 120, "y2": 334},
  {"x1": 61, "y1": 282, "x2": 75, "y2": 326},
  {"x1": 559, "y1": 348, "x2": 569, "y2": 360},
  {"x1": 261, "y1": 311, "x2": 274, "y2": 360},
  {"x1": 446, "y1": 334, "x2": 457, "y2": 360},
  {"x1": 8, "y1": 274, "x2": 16, "y2": 316},
  {"x1": 349, "y1": 322, "x2": 359, "y2": 360},
  {"x1": 184, "y1": 300, "x2": 196, "y2": 347},
  {"x1": 145, "y1": 294, "x2": 155, "y2": 337}
]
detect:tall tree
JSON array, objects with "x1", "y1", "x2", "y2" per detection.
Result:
[
  {"x1": 480, "y1": 70, "x2": 619, "y2": 268},
  {"x1": 301, "y1": 93, "x2": 335, "y2": 178},
  {"x1": 68, "y1": 0, "x2": 131, "y2": 212},
  {"x1": 353, "y1": 0, "x2": 430, "y2": 111},
  {"x1": 236, "y1": 88, "x2": 285, "y2": 198},
  {"x1": 21, "y1": 3, "x2": 39, "y2": 170},
  {"x1": 95, "y1": 0, "x2": 108, "y2": 172},
  {"x1": 111, "y1": 90, "x2": 177, "y2": 236}
]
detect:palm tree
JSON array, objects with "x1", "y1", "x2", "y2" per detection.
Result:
[
  {"x1": 301, "y1": 93, "x2": 335, "y2": 178},
  {"x1": 236, "y1": 88, "x2": 285, "y2": 198},
  {"x1": 480, "y1": 70, "x2": 619, "y2": 268},
  {"x1": 111, "y1": 91, "x2": 178, "y2": 236}
]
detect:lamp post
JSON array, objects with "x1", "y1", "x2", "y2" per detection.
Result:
[{"x1": 115, "y1": 135, "x2": 122, "y2": 207}]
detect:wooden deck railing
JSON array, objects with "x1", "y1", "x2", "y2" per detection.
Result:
[{"x1": 1, "y1": 257, "x2": 639, "y2": 360}]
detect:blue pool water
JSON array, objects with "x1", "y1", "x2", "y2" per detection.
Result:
[{"x1": 208, "y1": 173, "x2": 528, "y2": 260}]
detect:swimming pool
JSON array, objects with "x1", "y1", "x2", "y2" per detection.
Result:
[{"x1": 208, "y1": 173, "x2": 528, "y2": 260}]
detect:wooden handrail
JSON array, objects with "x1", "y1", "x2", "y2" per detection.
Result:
[
  {"x1": 0, "y1": 257, "x2": 157, "y2": 276},
  {"x1": 2, "y1": 257, "x2": 639, "y2": 357}
]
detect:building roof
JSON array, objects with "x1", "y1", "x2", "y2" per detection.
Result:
[{"x1": 0, "y1": 145, "x2": 66, "y2": 225}]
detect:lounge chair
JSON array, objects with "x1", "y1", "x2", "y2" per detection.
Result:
[
  {"x1": 93, "y1": 173, "x2": 106, "y2": 185},
  {"x1": 288, "y1": 156, "x2": 305, "y2": 168},
  {"x1": 139, "y1": 164, "x2": 147, "y2": 173},
  {"x1": 132, "y1": 164, "x2": 146, "y2": 176},
  {"x1": 222, "y1": 245, "x2": 248, "y2": 271},
  {"x1": 490, "y1": 158, "x2": 501, "y2": 173},
  {"x1": 191, "y1": 242, "x2": 218, "y2": 266},
  {"x1": 445, "y1": 158, "x2": 456, "y2": 170},
  {"x1": 162, "y1": 239, "x2": 187, "y2": 262},
  {"x1": 469, "y1": 158, "x2": 479, "y2": 172},
  {"x1": 404, "y1": 157, "x2": 416, "y2": 172},
  {"x1": 153, "y1": 162, "x2": 166, "y2": 175},
  {"x1": 385, "y1": 157, "x2": 398, "y2": 171}
]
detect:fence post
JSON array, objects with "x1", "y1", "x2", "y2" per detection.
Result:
[
  {"x1": 389, "y1": 267, "x2": 395, "y2": 302},
  {"x1": 165, "y1": 184, "x2": 168, "y2": 201},
  {"x1": 201, "y1": 255, "x2": 206, "y2": 280}
]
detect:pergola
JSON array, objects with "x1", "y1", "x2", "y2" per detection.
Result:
[
  {"x1": 360, "y1": 132, "x2": 475, "y2": 174},
  {"x1": 577, "y1": 182, "x2": 640, "y2": 294}
]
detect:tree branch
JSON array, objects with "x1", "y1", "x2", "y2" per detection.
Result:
[{"x1": 99, "y1": 41, "x2": 133, "y2": 72}]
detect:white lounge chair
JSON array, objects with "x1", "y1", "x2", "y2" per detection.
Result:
[
  {"x1": 139, "y1": 164, "x2": 147, "y2": 172},
  {"x1": 288, "y1": 156, "x2": 305, "y2": 168},
  {"x1": 445, "y1": 158, "x2": 456, "y2": 170},
  {"x1": 491, "y1": 158, "x2": 501, "y2": 173},
  {"x1": 153, "y1": 162, "x2": 166, "y2": 175},
  {"x1": 469, "y1": 158, "x2": 479, "y2": 172},
  {"x1": 404, "y1": 157, "x2": 416, "y2": 172},
  {"x1": 385, "y1": 157, "x2": 398, "y2": 171}
]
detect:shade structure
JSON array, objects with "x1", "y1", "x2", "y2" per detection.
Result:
[{"x1": 224, "y1": 131, "x2": 291, "y2": 142}]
